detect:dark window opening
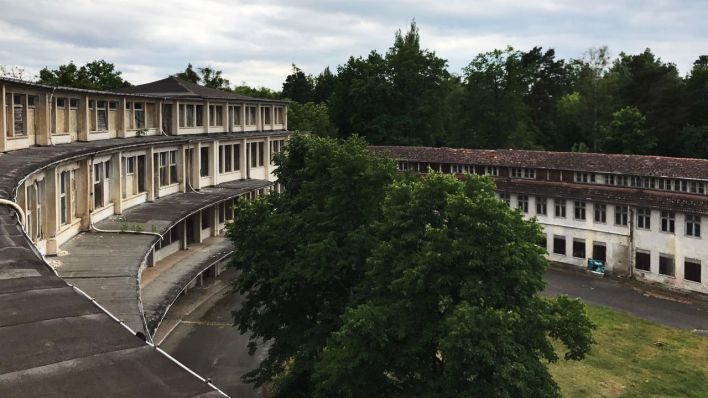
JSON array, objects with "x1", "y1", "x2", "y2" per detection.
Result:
[{"x1": 635, "y1": 251, "x2": 650, "y2": 271}]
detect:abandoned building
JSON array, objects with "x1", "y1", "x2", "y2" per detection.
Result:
[
  {"x1": 0, "y1": 75, "x2": 289, "y2": 396},
  {"x1": 372, "y1": 146, "x2": 708, "y2": 296}
]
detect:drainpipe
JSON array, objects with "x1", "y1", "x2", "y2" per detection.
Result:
[{"x1": 628, "y1": 207, "x2": 635, "y2": 279}]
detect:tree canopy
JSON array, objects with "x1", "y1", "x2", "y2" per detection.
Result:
[
  {"x1": 228, "y1": 134, "x2": 594, "y2": 397},
  {"x1": 37, "y1": 60, "x2": 131, "y2": 90}
]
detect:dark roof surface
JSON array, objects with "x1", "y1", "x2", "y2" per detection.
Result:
[
  {"x1": 371, "y1": 146, "x2": 708, "y2": 181},
  {"x1": 0, "y1": 137, "x2": 290, "y2": 397},
  {"x1": 0, "y1": 76, "x2": 163, "y2": 98},
  {"x1": 118, "y1": 76, "x2": 288, "y2": 103}
]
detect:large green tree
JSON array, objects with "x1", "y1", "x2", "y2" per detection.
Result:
[
  {"x1": 453, "y1": 47, "x2": 535, "y2": 148},
  {"x1": 287, "y1": 102, "x2": 337, "y2": 136},
  {"x1": 227, "y1": 134, "x2": 396, "y2": 397},
  {"x1": 282, "y1": 64, "x2": 314, "y2": 103},
  {"x1": 600, "y1": 106, "x2": 656, "y2": 154},
  {"x1": 175, "y1": 64, "x2": 230, "y2": 89},
  {"x1": 330, "y1": 21, "x2": 450, "y2": 146},
  {"x1": 38, "y1": 60, "x2": 131, "y2": 90},
  {"x1": 313, "y1": 172, "x2": 594, "y2": 398}
]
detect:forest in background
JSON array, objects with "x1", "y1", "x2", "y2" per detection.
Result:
[{"x1": 13, "y1": 22, "x2": 708, "y2": 158}]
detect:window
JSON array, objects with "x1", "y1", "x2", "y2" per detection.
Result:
[
  {"x1": 270, "y1": 140, "x2": 284, "y2": 164},
  {"x1": 262, "y1": 106, "x2": 272, "y2": 125},
  {"x1": 133, "y1": 102, "x2": 145, "y2": 129},
  {"x1": 637, "y1": 208, "x2": 651, "y2": 230},
  {"x1": 511, "y1": 168, "x2": 535, "y2": 179},
  {"x1": 56, "y1": 98, "x2": 66, "y2": 108},
  {"x1": 157, "y1": 151, "x2": 177, "y2": 187},
  {"x1": 275, "y1": 107, "x2": 285, "y2": 124},
  {"x1": 660, "y1": 211, "x2": 675, "y2": 233},
  {"x1": 126, "y1": 157, "x2": 135, "y2": 175},
  {"x1": 109, "y1": 101, "x2": 118, "y2": 110},
  {"x1": 517, "y1": 195, "x2": 529, "y2": 213},
  {"x1": 555, "y1": 199, "x2": 566, "y2": 218},
  {"x1": 592, "y1": 242, "x2": 606, "y2": 262},
  {"x1": 536, "y1": 197, "x2": 547, "y2": 215},
  {"x1": 122, "y1": 155, "x2": 146, "y2": 198},
  {"x1": 209, "y1": 105, "x2": 223, "y2": 126},
  {"x1": 594, "y1": 204, "x2": 606, "y2": 223},
  {"x1": 246, "y1": 106, "x2": 257, "y2": 125},
  {"x1": 232, "y1": 105, "x2": 242, "y2": 126},
  {"x1": 96, "y1": 101, "x2": 107, "y2": 131},
  {"x1": 499, "y1": 192, "x2": 510, "y2": 206},
  {"x1": 157, "y1": 227, "x2": 180, "y2": 250},
  {"x1": 484, "y1": 166, "x2": 498, "y2": 176},
  {"x1": 659, "y1": 254, "x2": 674, "y2": 277},
  {"x1": 93, "y1": 161, "x2": 110, "y2": 208},
  {"x1": 635, "y1": 250, "x2": 651, "y2": 271},
  {"x1": 615, "y1": 205, "x2": 628, "y2": 226},
  {"x1": 686, "y1": 214, "x2": 701, "y2": 237},
  {"x1": 553, "y1": 235, "x2": 566, "y2": 255},
  {"x1": 70, "y1": 99, "x2": 79, "y2": 108},
  {"x1": 572, "y1": 239, "x2": 586, "y2": 258},
  {"x1": 685, "y1": 259, "x2": 701, "y2": 283},
  {"x1": 11, "y1": 94, "x2": 25, "y2": 136},
  {"x1": 60, "y1": 171, "x2": 69, "y2": 225},
  {"x1": 219, "y1": 144, "x2": 240, "y2": 173},
  {"x1": 574, "y1": 201, "x2": 586, "y2": 220},
  {"x1": 200, "y1": 147, "x2": 210, "y2": 177},
  {"x1": 179, "y1": 104, "x2": 205, "y2": 127},
  {"x1": 574, "y1": 172, "x2": 595, "y2": 183}
]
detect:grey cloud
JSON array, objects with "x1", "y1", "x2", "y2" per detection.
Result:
[{"x1": 0, "y1": 0, "x2": 705, "y2": 90}]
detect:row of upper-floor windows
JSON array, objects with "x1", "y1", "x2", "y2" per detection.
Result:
[
  {"x1": 396, "y1": 161, "x2": 708, "y2": 198},
  {"x1": 499, "y1": 193, "x2": 703, "y2": 238},
  {"x1": 179, "y1": 104, "x2": 285, "y2": 128}
]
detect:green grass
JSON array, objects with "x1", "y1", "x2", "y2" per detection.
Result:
[{"x1": 549, "y1": 305, "x2": 708, "y2": 398}]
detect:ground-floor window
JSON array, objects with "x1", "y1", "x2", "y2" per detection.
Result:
[
  {"x1": 684, "y1": 259, "x2": 701, "y2": 283},
  {"x1": 659, "y1": 254, "x2": 675, "y2": 277},
  {"x1": 592, "y1": 242, "x2": 606, "y2": 263},
  {"x1": 553, "y1": 235, "x2": 566, "y2": 255},
  {"x1": 572, "y1": 239, "x2": 586, "y2": 258},
  {"x1": 635, "y1": 250, "x2": 650, "y2": 271},
  {"x1": 156, "y1": 227, "x2": 179, "y2": 250}
]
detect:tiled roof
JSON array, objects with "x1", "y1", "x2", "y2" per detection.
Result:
[
  {"x1": 117, "y1": 76, "x2": 288, "y2": 103},
  {"x1": 0, "y1": 76, "x2": 162, "y2": 98},
  {"x1": 371, "y1": 146, "x2": 708, "y2": 181}
]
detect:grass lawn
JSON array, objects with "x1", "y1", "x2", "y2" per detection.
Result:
[{"x1": 549, "y1": 304, "x2": 708, "y2": 397}]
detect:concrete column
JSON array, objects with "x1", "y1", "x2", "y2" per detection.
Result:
[
  {"x1": 240, "y1": 138, "x2": 248, "y2": 179},
  {"x1": 192, "y1": 213, "x2": 202, "y2": 244},
  {"x1": 118, "y1": 98, "x2": 127, "y2": 138},
  {"x1": 211, "y1": 205, "x2": 219, "y2": 237},
  {"x1": 211, "y1": 140, "x2": 219, "y2": 185},
  {"x1": 172, "y1": 101, "x2": 180, "y2": 135},
  {"x1": 256, "y1": 104, "x2": 262, "y2": 131},
  {"x1": 178, "y1": 145, "x2": 186, "y2": 193},
  {"x1": 225, "y1": 104, "x2": 231, "y2": 133},
  {"x1": 0, "y1": 84, "x2": 6, "y2": 152},
  {"x1": 79, "y1": 95, "x2": 89, "y2": 141},
  {"x1": 146, "y1": 147, "x2": 156, "y2": 201},
  {"x1": 180, "y1": 220, "x2": 188, "y2": 250},
  {"x1": 36, "y1": 92, "x2": 50, "y2": 146},
  {"x1": 189, "y1": 144, "x2": 200, "y2": 190},
  {"x1": 264, "y1": 136, "x2": 271, "y2": 179},
  {"x1": 270, "y1": 106, "x2": 275, "y2": 130},
  {"x1": 205, "y1": 101, "x2": 210, "y2": 134},
  {"x1": 111, "y1": 152, "x2": 123, "y2": 214},
  {"x1": 45, "y1": 168, "x2": 58, "y2": 255},
  {"x1": 157, "y1": 100, "x2": 163, "y2": 134},
  {"x1": 240, "y1": 104, "x2": 246, "y2": 131},
  {"x1": 283, "y1": 104, "x2": 288, "y2": 130},
  {"x1": 78, "y1": 160, "x2": 91, "y2": 231}
]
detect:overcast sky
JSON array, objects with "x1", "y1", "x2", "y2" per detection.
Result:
[{"x1": 0, "y1": 0, "x2": 705, "y2": 90}]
